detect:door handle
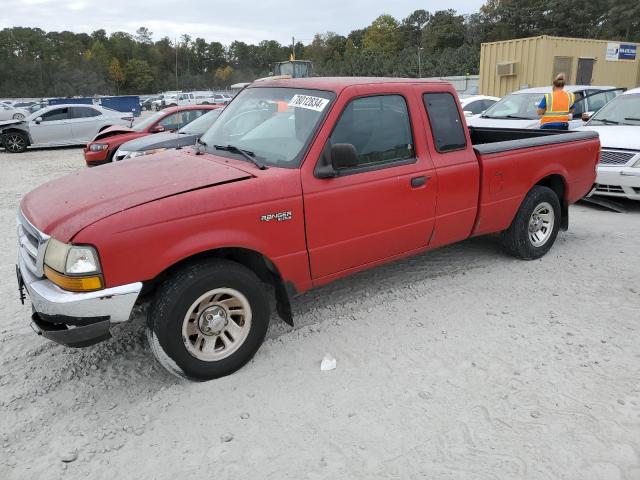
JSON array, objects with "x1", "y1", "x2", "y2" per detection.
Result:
[{"x1": 410, "y1": 176, "x2": 429, "y2": 188}]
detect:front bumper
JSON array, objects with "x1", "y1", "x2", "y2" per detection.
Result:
[
  {"x1": 84, "y1": 147, "x2": 110, "y2": 166},
  {"x1": 18, "y1": 256, "x2": 142, "y2": 347},
  {"x1": 594, "y1": 167, "x2": 640, "y2": 200}
]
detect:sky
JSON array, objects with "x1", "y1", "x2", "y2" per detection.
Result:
[{"x1": 1, "y1": 0, "x2": 486, "y2": 45}]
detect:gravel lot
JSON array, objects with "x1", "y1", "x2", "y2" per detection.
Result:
[{"x1": 1, "y1": 147, "x2": 639, "y2": 479}]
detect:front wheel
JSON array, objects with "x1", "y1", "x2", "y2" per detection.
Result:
[
  {"x1": 12, "y1": 113, "x2": 25, "y2": 120},
  {"x1": 501, "y1": 185, "x2": 561, "y2": 260},
  {"x1": 147, "y1": 259, "x2": 270, "y2": 381},
  {"x1": 3, "y1": 132, "x2": 28, "y2": 153}
]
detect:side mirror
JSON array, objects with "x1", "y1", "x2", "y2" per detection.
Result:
[
  {"x1": 463, "y1": 110, "x2": 473, "y2": 117},
  {"x1": 35, "y1": 116, "x2": 43, "y2": 124},
  {"x1": 315, "y1": 143, "x2": 359, "y2": 178},
  {"x1": 331, "y1": 143, "x2": 359, "y2": 170},
  {"x1": 152, "y1": 125, "x2": 165, "y2": 133},
  {"x1": 581, "y1": 112, "x2": 594, "y2": 122}
]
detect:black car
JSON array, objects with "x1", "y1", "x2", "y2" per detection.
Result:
[{"x1": 113, "y1": 108, "x2": 223, "y2": 161}]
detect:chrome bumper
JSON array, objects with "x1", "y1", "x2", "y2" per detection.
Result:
[{"x1": 18, "y1": 255, "x2": 142, "y2": 347}]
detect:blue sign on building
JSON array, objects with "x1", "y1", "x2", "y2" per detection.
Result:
[{"x1": 618, "y1": 44, "x2": 637, "y2": 61}]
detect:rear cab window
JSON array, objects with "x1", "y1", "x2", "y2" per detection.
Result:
[{"x1": 422, "y1": 93, "x2": 467, "y2": 152}]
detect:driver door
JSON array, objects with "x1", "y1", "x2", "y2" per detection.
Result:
[{"x1": 29, "y1": 107, "x2": 72, "y2": 146}]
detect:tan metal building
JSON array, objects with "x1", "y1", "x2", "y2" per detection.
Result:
[{"x1": 479, "y1": 35, "x2": 640, "y2": 97}]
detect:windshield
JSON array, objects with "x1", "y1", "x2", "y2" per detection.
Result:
[
  {"x1": 179, "y1": 109, "x2": 222, "y2": 135},
  {"x1": 132, "y1": 111, "x2": 166, "y2": 131},
  {"x1": 588, "y1": 94, "x2": 640, "y2": 126},
  {"x1": 482, "y1": 93, "x2": 544, "y2": 119},
  {"x1": 199, "y1": 87, "x2": 335, "y2": 168}
]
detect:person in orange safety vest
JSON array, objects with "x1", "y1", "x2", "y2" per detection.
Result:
[{"x1": 537, "y1": 73, "x2": 575, "y2": 130}]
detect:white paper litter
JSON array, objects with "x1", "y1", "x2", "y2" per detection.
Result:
[{"x1": 320, "y1": 354, "x2": 336, "y2": 371}]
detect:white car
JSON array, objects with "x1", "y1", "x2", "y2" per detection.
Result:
[
  {"x1": 459, "y1": 95, "x2": 500, "y2": 118},
  {"x1": 580, "y1": 87, "x2": 640, "y2": 201},
  {"x1": 467, "y1": 85, "x2": 619, "y2": 129},
  {"x1": 0, "y1": 104, "x2": 132, "y2": 153},
  {"x1": 0, "y1": 103, "x2": 30, "y2": 121}
]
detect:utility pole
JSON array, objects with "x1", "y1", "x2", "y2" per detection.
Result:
[
  {"x1": 291, "y1": 36, "x2": 295, "y2": 60},
  {"x1": 417, "y1": 21, "x2": 428, "y2": 78},
  {"x1": 175, "y1": 37, "x2": 178, "y2": 91}
]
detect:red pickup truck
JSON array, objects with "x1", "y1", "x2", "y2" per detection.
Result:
[{"x1": 16, "y1": 78, "x2": 599, "y2": 380}]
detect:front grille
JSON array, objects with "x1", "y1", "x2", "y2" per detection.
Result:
[
  {"x1": 594, "y1": 183, "x2": 625, "y2": 194},
  {"x1": 17, "y1": 210, "x2": 49, "y2": 278},
  {"x1": 599, "y1": 150, "x2": 637, "y2": 166}
]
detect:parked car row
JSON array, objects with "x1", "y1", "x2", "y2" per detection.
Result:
[
  {"x1": 142, "y1": 91, "x2": 232, "y2": 111},
  {"x1": 3, "y1": 82, "x2": 638, "y2": 204},
  {"x1": 84, "y1": 105, "x2": 221, "y2": 166}
]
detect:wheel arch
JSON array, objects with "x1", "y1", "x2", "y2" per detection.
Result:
[
  {"x1": 146, "y1": 246, "x2": 295, "y2": 326},
  {"x1": 534, "y1": 173, "x2": 569, "y2": 231}
]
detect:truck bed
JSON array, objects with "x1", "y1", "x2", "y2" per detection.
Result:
[{"x1": 469, "y1": 127, "x2": 600, "y2": 237}]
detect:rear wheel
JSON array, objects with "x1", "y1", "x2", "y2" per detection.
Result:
[
  {"x1": 501, "y1": 186, "x2": 561, "y2": 260},
  {"x1": 12, "y1": 113, "x2": 25, "y2": 120},
  {"x1": 147, "y1": 259, "x2": 270, "y2": 381},
  {"x1": 3, "y1": 132, "x2": 28, "y2": 153}
]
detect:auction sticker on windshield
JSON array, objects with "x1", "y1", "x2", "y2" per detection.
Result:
[{"x1": 288, "y1": 95, "x2": 329, "y2": 112}]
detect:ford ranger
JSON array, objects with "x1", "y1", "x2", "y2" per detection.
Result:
[{"x1": 16, "y1": 78, "x2": 600, "y2": 380}]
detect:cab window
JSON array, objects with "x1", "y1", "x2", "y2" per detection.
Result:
[
  {"x1": 70, "y1": 107, "x2": 101, "y2": 119},
  {"x1": 329, "y1": 95, "x2": 414, "y2": 169},
  {"x1": 41, "y1": 108, "x2": 70, "y2": 122}
]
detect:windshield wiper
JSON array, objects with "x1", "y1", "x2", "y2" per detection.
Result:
[
  {"x1": 505, "y1": 114, "x2": 535, "y2": 120},
  {"x1": 214, "y1": 144, "x2": 267, "y2": 170},
  {"x1": 481, "y1": 114, "x2": 533, "y2": 120},
  {"x1": 624, "y1": 117, "x2": 640, "y2": 122},
  {"x1": 594, "y1": 119, "x2": 620, "y2": 125}
]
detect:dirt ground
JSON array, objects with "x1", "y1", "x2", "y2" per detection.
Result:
[{"x1": 1, "y1": 147, "x2": 639, "y2": 480}]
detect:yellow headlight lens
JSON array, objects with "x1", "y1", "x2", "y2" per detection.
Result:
[{"x1": 44, "y1": 265, "x2": 103, "y2": 292}]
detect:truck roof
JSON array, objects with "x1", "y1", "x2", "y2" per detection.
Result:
[{"x1": 248, "y1": 77, "x2": 453, "y2": 93}]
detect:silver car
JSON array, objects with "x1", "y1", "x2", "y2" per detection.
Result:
[
  {"x1": 0, "y1": 104, "x2": 132, "y2": 153},
  {"x1": 0, "y1": 103, "x2": 30, "y2": 121}
]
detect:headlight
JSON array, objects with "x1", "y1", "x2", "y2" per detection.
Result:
[
  {"x1": 89, "y1": 143, "x2": 108, "y2": 152},
  {"x1": 127, "y1": 148, "x2": 167, "y2": 159},
  {"x1": 44, "y1": 238, "x2": 103, "y2": 292}
]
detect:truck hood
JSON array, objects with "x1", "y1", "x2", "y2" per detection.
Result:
[
  {"x1": 21, "y1": 151, "x2": 253, "y2": 241},
  {"x1": 119, "y1": 131, "x2": 197, "y2": 153},
  {"x1": 579, "y1": 125, "x2": 640, "y2": 150},
  {"x1": 466, "y1": 116, "x2": 541, "y2": 129}
]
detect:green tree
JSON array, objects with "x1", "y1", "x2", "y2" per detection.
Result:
[
  {"x1": 124, "y1": 58, "x2": 154, "y2": 92},
  {"x1": 109, "y1": 57, "x2": 125, "y2": 93},
  {"x1": 363, "y1": 14, "x2": 401, "y2": 53}
]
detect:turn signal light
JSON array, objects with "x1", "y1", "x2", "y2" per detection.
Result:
[{"x1": 44, "y1": 266, "x2": 103, "y2": 292}]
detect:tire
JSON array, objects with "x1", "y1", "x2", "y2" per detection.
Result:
[
  {"x1": 147, "y1": 259, "x2": 270, "y2": 381},
  {"x1": 501, "y1": 185, "x2": 561, "y2": 260},
  {"x1": 12, "y1": 113, "x2": 25, "y2": 120},
  {"x1": 3, "y1": 131, "x2": 28, "y2": 153}
]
